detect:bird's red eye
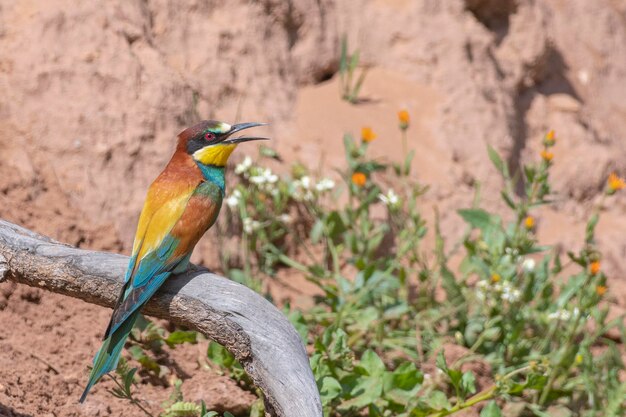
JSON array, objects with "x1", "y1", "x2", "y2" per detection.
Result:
[{"x1": 204, "y1": 132, "x2": 215, "y2": 141}]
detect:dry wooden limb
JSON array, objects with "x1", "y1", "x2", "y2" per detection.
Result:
[{"x1": 0, "y1": 219, "x2": 322, "y2": 417}]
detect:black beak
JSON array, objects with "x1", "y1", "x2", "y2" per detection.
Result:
[{"x1": 223, "y1": 122, "x2": 269, "y2": 144}]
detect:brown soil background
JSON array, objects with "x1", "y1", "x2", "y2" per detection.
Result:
[{"x1": 0, "y1": 0, "x2": 625, "y2": 416}]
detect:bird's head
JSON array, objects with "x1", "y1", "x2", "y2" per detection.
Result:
[{"x1": 179, "y1": 120, "x2": 268, "y2": 167}]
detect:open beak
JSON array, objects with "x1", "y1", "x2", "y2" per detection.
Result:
[{"x1": 222, "y1": 122, "x2": 270, "y2": 144}]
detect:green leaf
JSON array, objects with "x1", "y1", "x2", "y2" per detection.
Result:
[
  {"x1": 461, "y1": 371, "x2": 477, "y2": 396},
  {"x1": 441, "y1": 265, "x2": 463, "y2": 302},
  {"x1": 342, "y1": 378, "x2": 382, "y2": 410},
  {"x1": 259, "y1": 144, "x2": 282, "y2": 161},
  {"x1": 325, "y1": 211, "x2": 348, "y2": 242},
  {"x1": 585, "y1": 213, "x2": 599, "y2": 243},
  {"x1": 436, "y1": 350, "x2": 449, "y2": 374},
  {"x1": 351, "y1": 68, "x2": 368, "y2": 102},
  {"x1": 487, "y1": 145, "x2": 505, "y2": 175},
  {"x1": 127, "y1": 345, "x2": 161, "y2": 375},
  {"x1": 207, "y1": 341, "x2": 236, "y2": 369},
  {"x1": 525, "y1": 373, "x2": 548, "y2": 390},
  {"x1": 319, "y1": 376, "x2": 343, "y2": 405},
  {"x1": 310, "y1": 219, "x2": 324, "y2": 244},
  {"x1": 480, "y1": 401, "x2": 502, "y2": 417},
  {"x1": 424, "y1": 390, "x2": 450, "y2": 411},
  {"x1": 500, "y1": 190, "x2": 516, "y2": 209},
  {"x1": 340, "y1": 35, "x2": 348, "y2": 74},
  {"x1": 349, "y1": 49, "x2": 360, "y2": 72},
  {"x1": 524, "y1": 165, "x2": 536, "y2": 184},
  {"x1": 162, "y1": 401, "x2": 201, "y2": 417},
  {"x1": 165, "y1": 330, "x2": 197, "y2": 348},
  {"x1": 287, "y1": 309, "x2": 309, "y2": 344},
  {"x1": 124, "y1": 368, "x2": 137, "y2": 396},
  {"x1": 404, "y1": 150, "x2": 415, "y2": 175},
  {"x1": 457, "y1": 209, "x2": 501, "y2": 234},
  {"x1": 383, "y1": 362, "x2": 423, "y2": 405},
  {"x1": 357, "y1": 350, "x2": 386, "y2": 377}
]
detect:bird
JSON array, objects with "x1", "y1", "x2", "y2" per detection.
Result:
[{"x1": 79, "y1": 120, "x2": 267, "y2": 402}]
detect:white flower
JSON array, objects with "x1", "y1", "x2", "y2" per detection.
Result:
[
  {"x1": 250, "y1": 168, "x2": 278, "y2": 186},
  {"x1": 292, "y1": 176, "x2": 316, "y2": 201},
  {"x1": 548, "y1": 309, "x2": 571, "y2": 321},
  {"x1": 264, "y1": 169, "x2": 278, "y2": 184},
  {"x1": 278, "y1": 214, "x2": 292, "y2": 224},
  {"x1": 235, "y1": 156, "x2": 252, "y2": 175},
  {"x1": 315, "y1": 178, "x2": 335, "y2": 192},
  {"x1": 250, "y1": 175, "x2": 265, "y2": 184},
  {"x1": 522, "y1": 258, "x2": 535, "y2": 272},
  {"x1": 243, "y1": 218, "x2": 261, "y2": 234},
  {"x1": 300, "y1": 176, "x2": 311, "y2": 189},
  {"x1": 378, "y1": 189, "x2": 400, "y2": 207},
  {"x1": 548, "y1": 307, "x2": 582, "y2": 322},
  {"x1": 225, "y1": 189, "x2": 242, "y2": 208},
  {"x1": 501, "y1": 285, "x2": 521, "y2": 302}
]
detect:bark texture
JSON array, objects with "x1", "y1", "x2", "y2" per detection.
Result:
[{"x1": 0, "y1": 219, "x2": 322, "y2": 417}]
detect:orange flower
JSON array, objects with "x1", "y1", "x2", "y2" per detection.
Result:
[
  {"x1": 524, "y1": 216, "x2": 535, "y2": 230},
  {"x1": 351, "y1": 172, "x2": 367, "y2": 187},
  {"x1": 540, "y1": 150, "x2": 553, "y2": 162},
  {"x1": 544, "y1": 130, "x2": 556, "y2": 146},
  {"x1": 596, "y1": 285, "x2": 607, "y2": 296},
  {"x1": 491, "y1": 273, "x2": 501, "y2": 283},
  {"x1": 607, "y1": 172, "x2": 625, "y2": 194},
  {"x1": 398, "y1": 109, "x2": 410, "y2": 130},
  {"x1": 361, "y1": 127, "x2": 377, "y2": 143},
  {"x1": 590, "y1": 261, "x2": 601, "y2": 275}
]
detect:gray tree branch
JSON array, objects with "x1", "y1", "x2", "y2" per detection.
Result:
[{"x1": 0, "y1": 219, "x2": 322, "y2": 417}]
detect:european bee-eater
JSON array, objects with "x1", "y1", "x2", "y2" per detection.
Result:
[{"x1": 80, "y1": 120, "x2": 267, "y2": 402}]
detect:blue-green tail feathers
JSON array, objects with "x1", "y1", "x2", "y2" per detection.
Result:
[
  {"x1": 80, "y1": 234, "x2": 187, "y2": 402},
  {"x1": 79, "y1": 309, "x2": 141, "y2": 403}
]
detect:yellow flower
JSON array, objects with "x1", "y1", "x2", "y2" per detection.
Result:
[
  {"x1": 544, "y1": 130, "x2": 556, "y2": 147},
  {"x1": 361, "y1": 127, "x2": 377, "y2": 143},
  {"x1": 596, "y1": 285, "x2": 607, "y2": 296},
  {"x1": 590, "y1": 261, "x2": 601, "y2": 275},
  {"x1": 540, "y1": 150, "x2": 553, "y2": 162},
  {"x1": 491, "y1": 273, "x2": 501, "y2": 283},
  {"x1": 575, "y1": 353, "x2": 583, "y2": 365},
  {"x1": 351, "y1": 172, "x2": 367, "y2": 187},
  {"x1": 607, "y1": 172, "x2": 625, "y2": 194},
  {"x1": 398, "y1": 109, "x2": 410, "y2": 130},
  {"x1": 524, "y1": 216, "x2": 535, "y2": 230}
]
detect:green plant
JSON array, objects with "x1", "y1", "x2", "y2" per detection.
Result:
[
  {"x1": 110, "y1": 357, "x2": 237, "y2": 417},
  {"x1": 110, "y1": 119, "x2": 625, "y2": 417},
  {"x1": 339, "y1": 35, "x2": 369, "y2": 104},
  {"x1": 221, "y1": 126, "x2": 625, "y2": 416}
]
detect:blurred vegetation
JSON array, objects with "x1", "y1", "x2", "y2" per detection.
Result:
[
  {"x1": 112, "y1": 119, "x2": 625, "y2": 416},
  {"x1": 339, "y1": 35, "x2": 368, "y2": 104}
]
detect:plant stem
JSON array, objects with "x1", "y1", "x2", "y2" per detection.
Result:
[
  {"x1": 402, "y1": 129, "x2": 408, "y2": 167},
  {"x1": 430, "y1": 386, "x2": 497, "y2": 417},
  {"x1": 109, "y1": 375, "x2": 155, "y2": 417},
  {"x1": 426, "y1": 366, "x2": 531, "y2": 417},
  {"x1": 538, "y1": 308, "x2": 584, "y2": 405}
]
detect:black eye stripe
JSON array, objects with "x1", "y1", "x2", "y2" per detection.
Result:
[{"x1": 186, "y1": 130, "x2": 222, "y2": 154}]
